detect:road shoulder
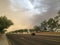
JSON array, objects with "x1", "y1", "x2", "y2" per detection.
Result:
[{"x1": 0, "y1": 34, "x2": 9, "y2": 45}]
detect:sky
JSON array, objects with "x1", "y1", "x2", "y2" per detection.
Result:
[{"x1": 0, "y1": 0, "x2": 60, "y2": 32}]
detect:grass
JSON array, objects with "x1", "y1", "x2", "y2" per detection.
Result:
[{"x1": 36, "y1": 32, "x2": 60, "y2": 36}]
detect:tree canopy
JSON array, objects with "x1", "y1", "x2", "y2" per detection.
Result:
[
  {"x1": 0, "y1": 16, "x2": 13, "y2": 34},
  {"x1": 33, "y1": 11, "x2": 60, "y2": 32}
]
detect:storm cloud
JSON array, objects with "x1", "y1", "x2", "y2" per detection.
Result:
[
  {"x1": 0, "y1": 0, "x2": 60, "y2": 32},
  {"x1": 32, "y1": 0, "x2": 60, "y2": 26}
]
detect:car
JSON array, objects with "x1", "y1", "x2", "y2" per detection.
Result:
[{"x1": 31, "y1": 33, "x2": 36, "y2": 36}]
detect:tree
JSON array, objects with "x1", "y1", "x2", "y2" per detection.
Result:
[
  {"x1": 33, "y1": 10, "x2": 60, "y2": 32},
  {"x1": 18, "y1": 29, "x2": 24, "y2": 33},
  {"x1": 54, "y1": 10, "x2": 60, "y2": 21},
  {"x1": 23, "y1": 29, "x2": 28, "y2": 32},
  {"x1": 47, "y1": 18, "x2": 56, "y2": 32},
  {"x1": 47, "y1": 16, "x2": 60, "y2": 32},
  {"x1": 54, "y1": 10, "x2": 60, "y2": 31},
  {"x1": 29, "y1": 29, "x2": 35, "y2": 32},
  {"x1": 0, "y1": 16, "x2": 13, "y2": 34},
  {"x1": 34, "y1": 26, "x2": 40, "y2": 32},
  {"x1": 40, "y1": 20, "x2": 48, "y2": 32}
]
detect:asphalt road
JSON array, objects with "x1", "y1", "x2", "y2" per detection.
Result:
[{"x1": 6, "y1": 34, "x2": 60, "y2": 45}]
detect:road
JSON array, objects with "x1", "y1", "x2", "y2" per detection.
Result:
[{"x1": 6, "y1": 34, "x2": 60, "y2": 45}]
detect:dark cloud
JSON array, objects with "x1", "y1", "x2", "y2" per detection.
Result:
[{"x1": 31, "y1": 0, "x2": 60, "y2": 26}]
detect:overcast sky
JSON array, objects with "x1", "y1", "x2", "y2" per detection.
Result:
[{"x1": 0, "y1": 0, "x2": 60, "y2": 32}]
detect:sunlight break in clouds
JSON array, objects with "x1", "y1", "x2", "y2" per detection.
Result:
[
  {"x1": 9, "y1": 0, "x2": 42, "y2": 15},
  {"x1": 9, "y1": 0, "x2": 34, "y2": 11}
]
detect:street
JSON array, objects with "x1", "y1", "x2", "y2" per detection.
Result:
[{"x1": 6, "y1": 34, "x2": 60, "y2": 45}]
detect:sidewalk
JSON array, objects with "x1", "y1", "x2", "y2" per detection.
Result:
[{"x1": 0, "y1": 34, "x2": 9, "y2": 45}]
